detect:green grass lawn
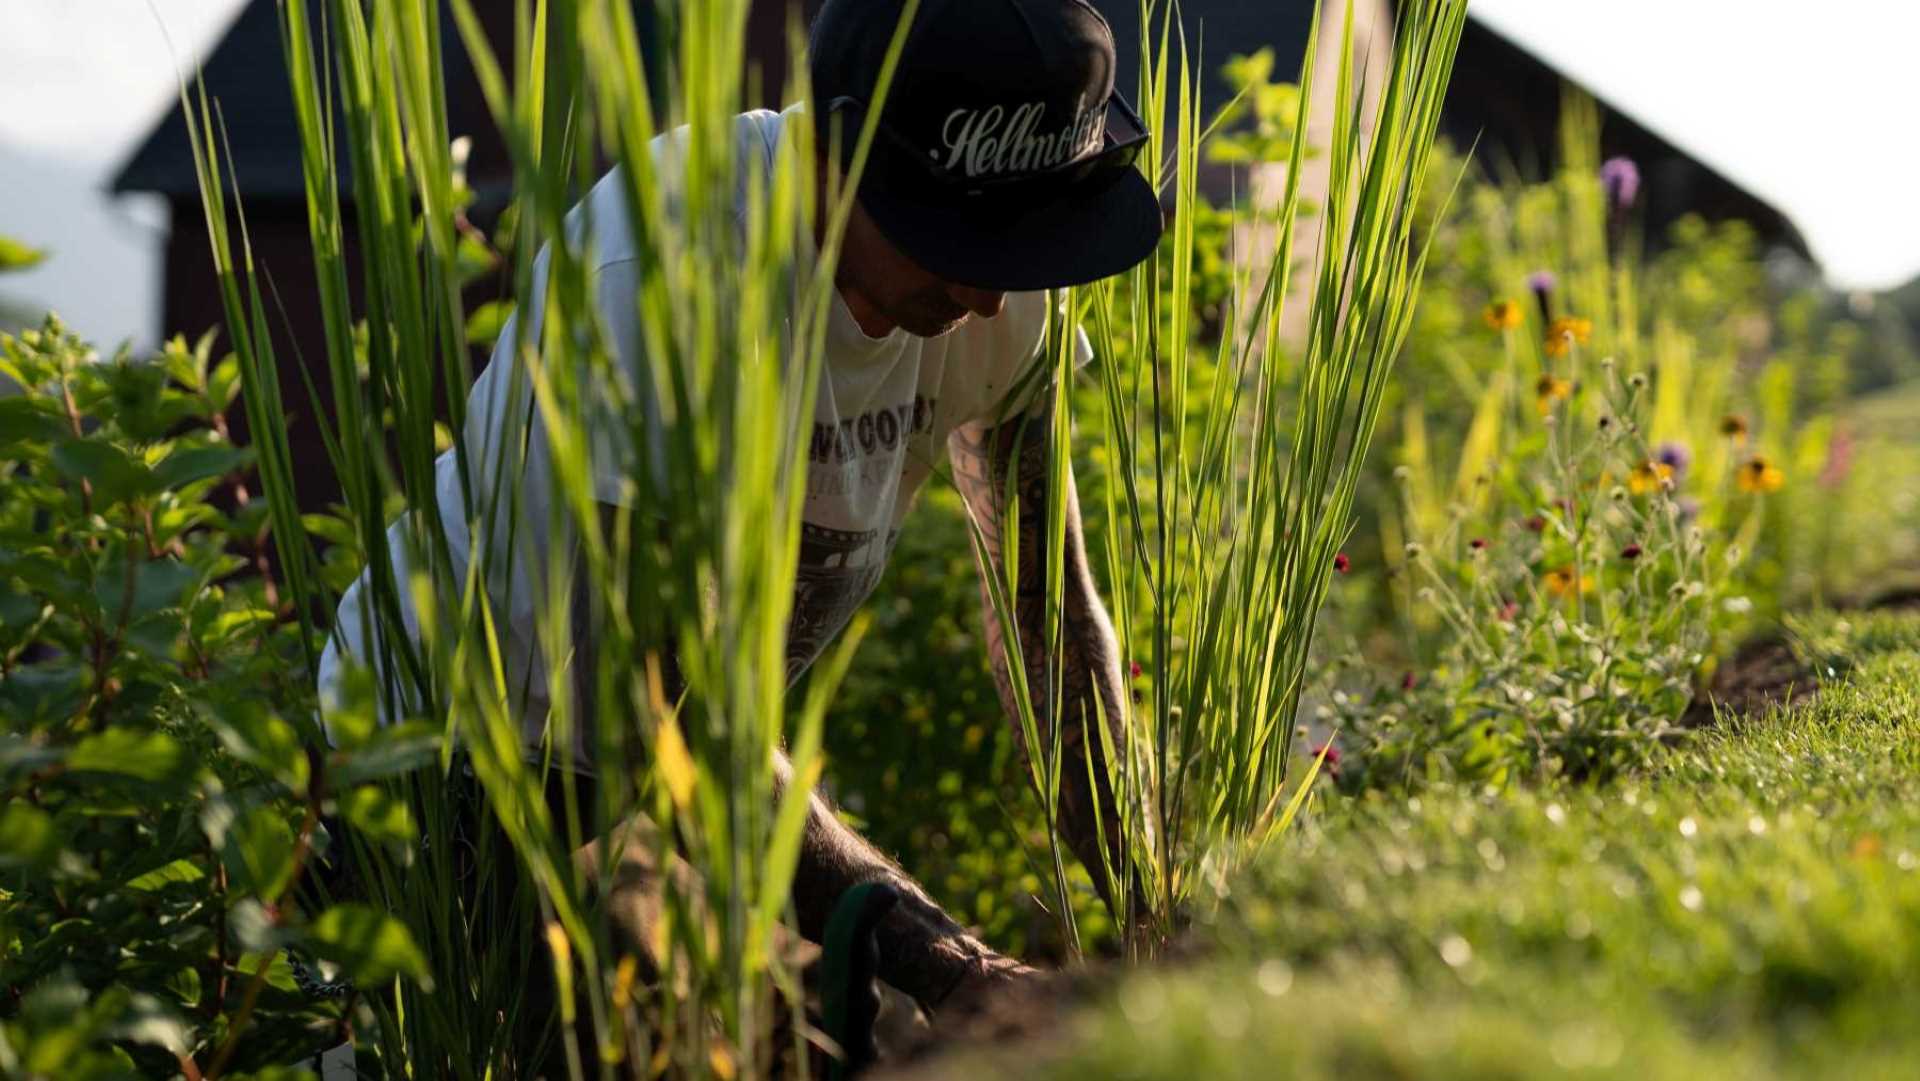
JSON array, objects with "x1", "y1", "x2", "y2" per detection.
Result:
[{"x1": 915, "y1": 611, "x2": 1920, "y2": 1080}]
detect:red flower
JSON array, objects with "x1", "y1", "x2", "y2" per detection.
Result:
[
  {"x1": 1400, "y1": 671, "x2": 1418, "y2": 692},
  {"x1": 1621, "y1": 543, "x2": 1643, "y2": 561},
  {"x1": 1129, "y1": 660, "x2": 1143, "y2": 680},
  {"x1": 1469, "y1": 537, "x2": 1488, "y2": 550},
  {"x1": 1334, "y1": 552, "x2": 1351, "y2": 574},
  {"x1": 1312, "y1": 739, "x2": 1343, "y2": 779},
  {"x1": 1525, "y1": 514, "x2": 1547, "y2": 533},
  {"x1": 1497, "y1": 599, "x2": 1520, "y2": 622}
]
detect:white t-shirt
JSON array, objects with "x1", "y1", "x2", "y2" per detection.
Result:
[{"x1": 317, "y1": 104, "x2": 1089, "y2": 760}]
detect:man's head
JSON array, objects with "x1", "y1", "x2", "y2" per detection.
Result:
[
  {"x1": 829, "y1": 189, "x2": 1008, "y2": 338},
  {"x1": 808, "y1": 0, "x2": 1163, "y2": 332}
]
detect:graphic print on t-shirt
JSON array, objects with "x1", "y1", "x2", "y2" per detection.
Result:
[{"x1": 787, "y1": 521, "x2": 901, "y2": 680}]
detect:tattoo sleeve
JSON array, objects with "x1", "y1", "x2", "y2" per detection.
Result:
[{"x1": 947, "y1": 399, "x2": 1135, "y2": 921}]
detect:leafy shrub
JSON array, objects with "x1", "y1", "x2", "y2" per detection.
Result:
[
  {"x1": 1315, "y1": 94, "x2": 1920, "y2": 791},
  {"x1": 1328, "y1": 347, "x2": 1726, "y2": 788},
  {"x1": 0, "y1": 319, "x2": 432, "y2": 1078}
]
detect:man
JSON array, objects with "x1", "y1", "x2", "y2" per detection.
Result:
[{"x1": 320, "y1": 0, "x2": 1161, "y2": 1021}]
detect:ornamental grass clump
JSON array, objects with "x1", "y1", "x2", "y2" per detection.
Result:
[
  {"x1": 972, "y1": 0, "x2": 1470, "y2": 954},
  {"x1": 183, "y1": 0, "x2": 909, "y2": 1073}
]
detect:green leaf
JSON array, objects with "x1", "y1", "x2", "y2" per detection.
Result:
[
  {"x1": 0, "y1": 734, "x2": 64, "y2": 778},
  {"x1": 464, "y1": 299, "x2": 514, "y2": 345},
  {"x1": 0, "y1": 234, "x2": 46, "y2": 271},
  {"x1": 0, "y1": 659, "x2": 86, "y2": 724},
  {"x1": 66, "y1": 728, "x2": 192, "y2": 790},
  {"x1": 341, "y1": 784, "x2": 416, "y2": 844},
  {"x1": 210, "y1": 704, "x2": 309, "y2": 791},
  {"x1": 223, "y1": 804, "x2": 297, "y2": 899},
  {"x1": 207, "y1": 356, "x2": 242, "y2": 412},
  {"x1": 152, "y1": 445, "x2": 252, "y2": 491},
  {"x1": 304, "y1": 903, "x2": 433, "y2": 989},
  {"x1": 126, "y1": 857, "x2": 207, "y2": 891},
  {"x1": 0, "y1": 800, "x2": 60, "y2": 869},
  {"x1": 95, "y1": 558, "x2": 199, "y2": 624},
  {"x1": 0, "y1": 396, "x2": 67, "y2": 450},
  {"x1": 49, "y1": 438, "x2": 154, "y2": 506},
  {"x1": 452, "y1": 232, "x2": 498, "y2": 288},
  {"x1": 331, "y1": 720, "x2": 439, "y2": 786}
]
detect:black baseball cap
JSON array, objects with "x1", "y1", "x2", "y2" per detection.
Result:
[{"x1": 809, "y1": 0, "x2": 1164, "y2": 291}]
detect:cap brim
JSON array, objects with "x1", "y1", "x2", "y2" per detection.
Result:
[{"x1": 859, "y1": 166, "x2": 1164, "y2": 292}]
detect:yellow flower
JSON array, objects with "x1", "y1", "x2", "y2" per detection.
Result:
[
  {"x1": 1543, "y1": 565, "x2": 1595, "y2": 597},
  {"x1": 1543, "y1": 316, "x2": 1593, "y2": 358},
  {"x1": 1737, "y1": 455, "x2": 1785, "y2": 494},
  {"x1": 1484, "y1": 299, "x2": 1524, "y2": 331},
  {"x1": 1719, "y1": 414, "x2": 1750, "y2": 441},
  {"x1": 1628, "y1": 460, "x2": 1675, "y2": 495},
  {"x1": 1535, "y1": 374, "x2": 1573, "y2": 414}
]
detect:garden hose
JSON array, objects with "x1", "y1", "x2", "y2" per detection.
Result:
[{"x1": 819, "y1": 881, "x2": 901, "y2": 1080}]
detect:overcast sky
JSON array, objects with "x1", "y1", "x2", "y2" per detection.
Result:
[{"x1": 2, "y1": 0, "x2": 1917, "y2": 297}]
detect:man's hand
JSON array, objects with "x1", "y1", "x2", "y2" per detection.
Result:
[{"x1": 927, "y1": 951, "x2": 1041, "y2": 1033}]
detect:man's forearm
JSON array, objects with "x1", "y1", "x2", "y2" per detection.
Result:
[
  {"x1": 984, "y1": 499, "x2": 1134, "y2": 914},
  {"x1": 949, "y1": 415, "x2": 1135, "y2": 917},
  {"x1": 776, "y1": 751, "x2": 1010, "y2": 1005}
]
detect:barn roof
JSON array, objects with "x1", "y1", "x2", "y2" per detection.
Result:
[{"x1": 111, "y1": 0, "x2": 515, "y2": 202}]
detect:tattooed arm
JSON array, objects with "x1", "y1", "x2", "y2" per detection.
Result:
[{"x1": 947, "y1": 397, "x2": 1135, "y2": 921}]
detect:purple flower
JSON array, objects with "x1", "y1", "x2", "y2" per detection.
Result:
[
  {"x1": 1528, "y1": 270, "x2": 1557, "y2": 322},
  {"x1": 1655, "y1": 440, "x2": 1692, "y2": 481},
  {"x1": 1676, "y1": 496, "x2": 1702, "y2": 524},
  {"x1": 1600, "y1": 156, "x2": 1641, "y2": 211}
]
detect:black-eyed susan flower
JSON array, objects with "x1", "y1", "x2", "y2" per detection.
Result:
[
  {"x1": 1483, "y1": 299, "x2": 1525, "y2": 331},
  {"x1": 1543, "y1": 316, "x2": 1593, "y2": 358},
  {"x1": 1535, "y1": 374, "x2": 1573, "y2": 414},
  {"x1": 1719, "y1": 414, "x2": 1750, "y2": 441},
  {"x1": 1628, "y1": 460, "x2": 1675, "y2": 495},
  {"x1": 1737, "y1": 455, "x2": 1785, "y2": 494},
  {"x1": 1544, "y1": 565, "x2": 1594, "y2": 597}
]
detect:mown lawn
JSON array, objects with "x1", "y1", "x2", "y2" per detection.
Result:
[{"x1": 914, "y1": 611, "x2": 1920, "y2": 1080}]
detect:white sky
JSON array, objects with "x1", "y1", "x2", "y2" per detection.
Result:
[
  {"x1": 1470, "y1": 0, "x2": 1920, "y2": 290},
  {"x1": 0, "y1": 0, "x2": 1916, "y2": 342}
]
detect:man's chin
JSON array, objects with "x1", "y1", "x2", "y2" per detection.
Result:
[{"x1": 899, "y1": 312, "x2": 971, "y2": 339}]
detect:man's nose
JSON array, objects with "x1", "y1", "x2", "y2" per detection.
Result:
[{"x1": 949, "y1": 286, "x2": 1007, "y2": 319}]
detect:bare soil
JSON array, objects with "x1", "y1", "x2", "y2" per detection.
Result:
[{"x1": 1681, "y1": 633, "x2": 1818, "y2": 727}]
